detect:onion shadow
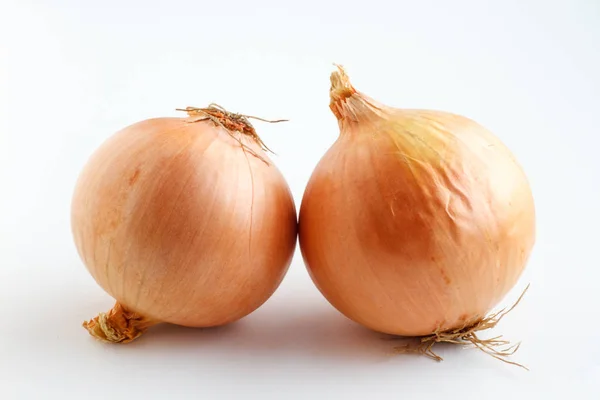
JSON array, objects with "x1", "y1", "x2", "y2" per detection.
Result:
[{"x1": 125, "y1": 297, "x2": 394, "y2": 363}]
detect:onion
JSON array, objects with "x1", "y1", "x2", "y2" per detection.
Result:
[
  {"x1": 72, "y1": 105, "x2": 297, "y2": 343},
  {"x1": 299, "y1": 67, "x2": 535, "y2": 362}
]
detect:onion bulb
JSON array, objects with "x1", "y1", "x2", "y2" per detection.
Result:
[
  {"x1": 299, "y1": 67, "x2": 535, "y2": 359},
  {"x1": 72, "y1": 105, "x2": 297, "y2": 343}
]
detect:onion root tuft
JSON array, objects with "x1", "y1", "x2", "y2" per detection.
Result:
[
  {"x1": 177, "y1": 103, "x2": 287, "y2": 162},
  {"x1": 392, "y1": 284, "x2": 530, "y2": 370}
]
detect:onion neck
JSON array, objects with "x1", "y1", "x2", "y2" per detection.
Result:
[
  {"x1": 329, "y1": 65, "x2": 357, "y2": 118},
  {"x1": 83, "y1": 302, "x2": 158, "y2": 344},
  {"x1": 329, "y1": 65, "x2": 386, "y2": 132}
]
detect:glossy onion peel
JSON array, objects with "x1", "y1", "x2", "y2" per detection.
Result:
[
  {"x1": 72, "y1": 105, "x2": 297, "y2": 343},
  {"x1": 299, "y1": 67, "x2": 535, "y2": 363}
]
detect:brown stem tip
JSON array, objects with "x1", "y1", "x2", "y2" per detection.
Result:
[
  {"x1": 330, "y1": 64, "x2": 356, "y2": 104},
  {"x1": 392, "y1": 284, "x2": 531, "y2": 370},
  {"x1": 83, "y1": 302, "x2": 158, "y2": 344}
]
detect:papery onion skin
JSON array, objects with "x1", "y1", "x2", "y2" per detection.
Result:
[
  {"x1": 299, "y1": 68, "x2": 535, "y2": 337},
  {"x1": 72, "y1": 110, "x2": 297, "y2": 340}
]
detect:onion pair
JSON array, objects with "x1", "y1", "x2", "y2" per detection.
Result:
[{"x1": 73, "y1": 68, "x2": 534, "y2": 365}]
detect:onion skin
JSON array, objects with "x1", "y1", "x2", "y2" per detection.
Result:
[
  {"x1": 72, "y1": 111, "x2": 297, "y2": 341},
  {"x1": 299, "y1": 68, "x2": 535, "y2": 337}
]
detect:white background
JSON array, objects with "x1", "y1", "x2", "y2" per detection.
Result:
[{"x1": 1, "y1": 0, "x2": 599, "y2": 398}]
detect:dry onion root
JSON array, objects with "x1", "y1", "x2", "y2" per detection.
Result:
[
  {"x1": 299, "y1": 66, "x2": 535, "y2": 367},
  {"x1": 73, "y1": 105, "x2": 297, "y2": 343},
  {"x1": 391, "y1": 284, "x2": 530, "y2": 369}
]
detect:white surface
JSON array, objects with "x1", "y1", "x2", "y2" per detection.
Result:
[{"x1": 1, "y1": 0, "x2": 599, "y2": 398}]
